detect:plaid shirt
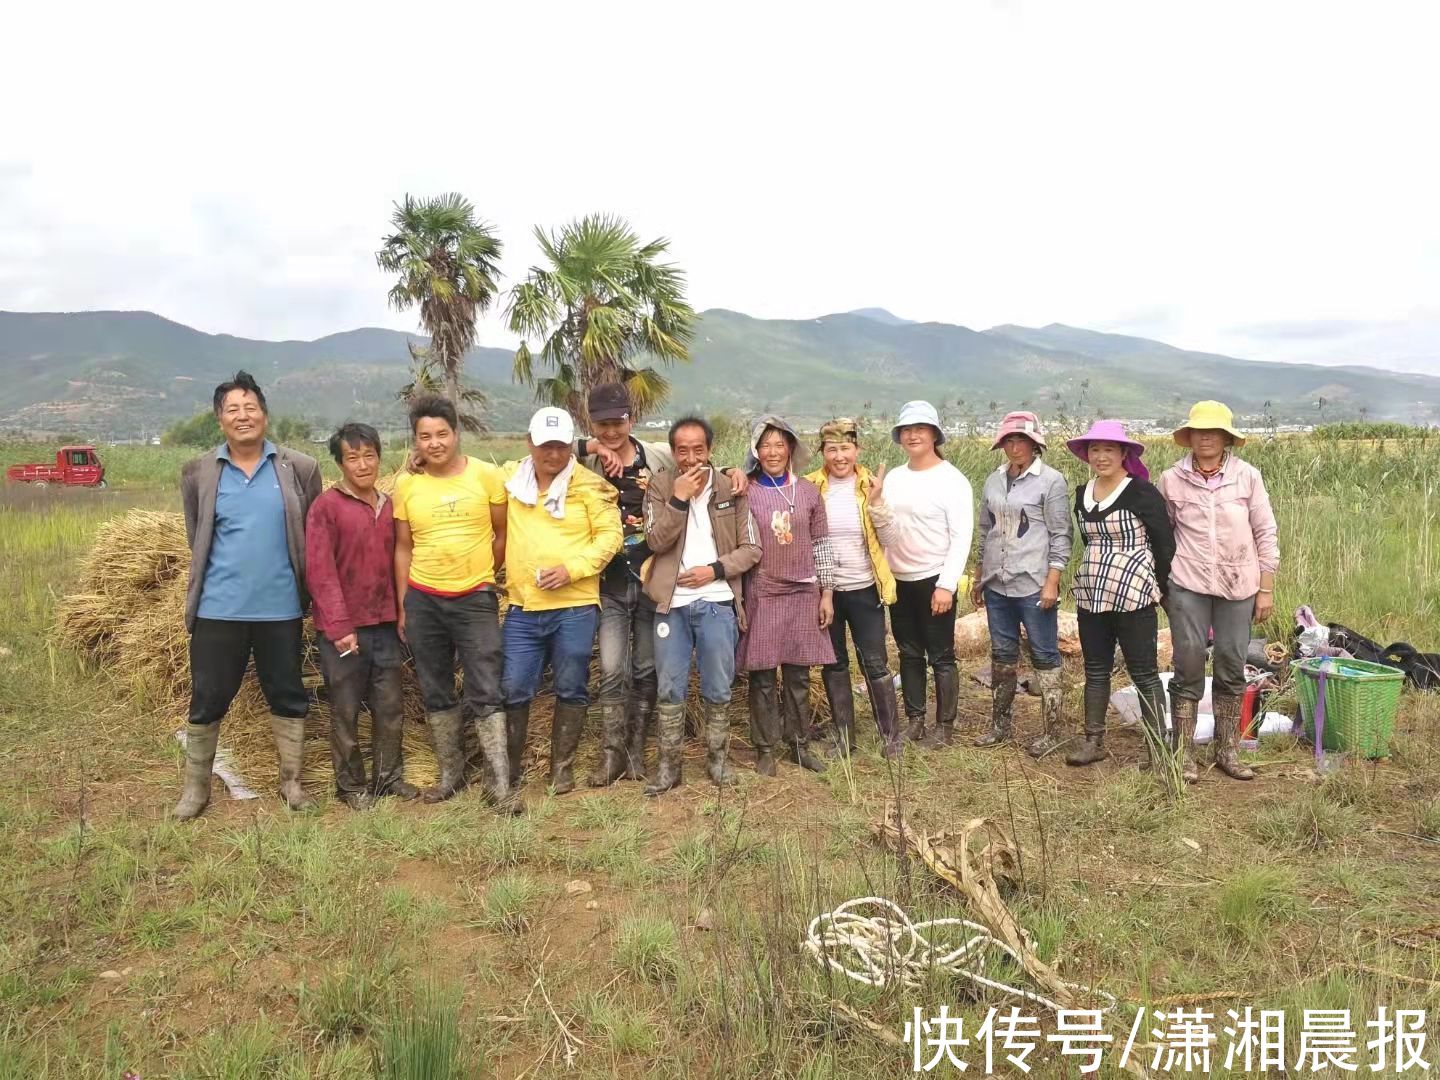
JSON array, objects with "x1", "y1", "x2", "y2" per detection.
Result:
[{"x1": 1071, "y1": 478, "x2": 1174, "y2": 613}]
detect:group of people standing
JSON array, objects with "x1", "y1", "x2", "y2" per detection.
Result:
[{"x1": 170, "y1": 369, "x2": 1278, "y2": 821}]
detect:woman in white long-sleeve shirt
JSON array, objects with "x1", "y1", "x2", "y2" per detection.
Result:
[{"x1": 872, "y1": 400, "x2": 974, "y2": 749}]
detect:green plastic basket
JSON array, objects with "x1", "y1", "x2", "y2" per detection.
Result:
[{"x1": 1292, "y1": 658, "x2": 1404, "y2": 759}]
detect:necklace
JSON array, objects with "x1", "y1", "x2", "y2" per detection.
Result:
[{"x1": 759, "y1": 470, "x2": 798, "y2": 515}]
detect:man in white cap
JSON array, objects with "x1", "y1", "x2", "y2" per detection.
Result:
[{"x1": 501, "y1": 407, "x2": 622, "y2": 795}]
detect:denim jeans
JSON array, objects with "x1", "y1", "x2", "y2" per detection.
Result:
[
  {"x1": 825, "y1": 585, "x2": 891, "y2": 682},
  {"x1": 501, "y1": 605, "x2": 600, "y2": 707},
  {"x1": 597, "y1": 578, "x2": 657, "y2": 706},
  {"x1": 188, "y1": 617, "x2": 308, "y2": 725},
  {"x1": 654, "y1": 599, "x2": 739, "y2": 705},
  {"x1": 983, "y1": 588, "x2": 1061, "y2": 669},
  {"x1": 404, "y1": 588, "x2": 502, "y2": 717}
]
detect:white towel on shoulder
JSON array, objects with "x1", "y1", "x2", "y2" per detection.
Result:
[{"x1": 505, "y1": 456, "x2": 575, "y2": 519}]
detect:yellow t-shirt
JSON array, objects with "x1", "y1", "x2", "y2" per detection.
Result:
[{"x1": 393, "y1": 457, "x2": 507, "y2": 594}]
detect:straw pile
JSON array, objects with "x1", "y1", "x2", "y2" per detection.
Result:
[{"x1": 56, "y1": 509, "x2": 445, "y2": 792}]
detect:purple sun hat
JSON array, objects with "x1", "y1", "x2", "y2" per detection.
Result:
[{"x1": 1066, "y1": 420, "x2": 1149, "y2": 480}]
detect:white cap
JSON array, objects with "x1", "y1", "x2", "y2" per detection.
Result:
[
  {"x1": 892, "y1": 400, "x2": 946, "y2": 446},
  {"x1": 527, "y1": 406, "x2": 576, "y2": 446}
]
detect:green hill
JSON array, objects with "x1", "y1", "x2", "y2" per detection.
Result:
[{"x1": 0, "y1": 308, "x2": 1435, "y2": 438}]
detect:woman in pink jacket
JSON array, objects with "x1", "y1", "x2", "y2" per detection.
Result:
[{"x1": 1157, "y1": 401, "x2": 1280, "y2": 784}]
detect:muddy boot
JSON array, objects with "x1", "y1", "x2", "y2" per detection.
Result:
[
  {"x1": 1026, "y1": 667, "x2": 1067, "y2": 758},
  {"x1": 370, "y1": 681, "x2": 419, "y2": 801},
  {"x1": 701, "y1": 701, "x2": 737, "y2": 786},
  {"x1": 644, "y1": 701, "x2": 686, "y2": 796},
  {"x1": 821, "y1": 669, "x2": 856, "y2": 759},
  {"x1": 339, "y1": 790, "x2": 375, "y2": 811},
  {"x1": 781, "y1": 665, "x2": 827, "y2": 772},
  {"x1": 587, "y1": 701, "x2": 629, "y2": 788},
  {"x1": 974, "y1": 660, "x2": 1018, "y2": 747},
  {"x1": 506, "y1": 703, "x2": 530, "y2": 789},
  {"x1": 1170, "y1": 694, "x2": 1199, "y2": 784},
  {"x1": 423, "y1": 707, "x2": 468, "y2": 803},
  {"x1": 866, "y1": 672, "x2": 903, "y2": 759},
  {"x1": 548, "y1": 702, "x2": 588, "y2": 795},
  {"x1": 476, "y1": 709, "x2": 519, "y2": 814},
  {"x1": 622, "y1": 699, "x2": 652, "y2": 781},
  {"x1": 1211, "y1": 693, "x2": 1255, "y2": 780},
  {"x1": 920, "y1": 667, "x2": 959, "y2": 749},
  {"x1": 1065, "y1": 688, "x2": 1110, "y2": 767},
  {"x1": 270, "y1": 715, "x2": 316, "y2": 810},
  {"x1": 748, "y1": 671, "x2": 781, "y2": 776},
  {"x1": 173, "y1": 722, "x2": 219, "y2": 821}
]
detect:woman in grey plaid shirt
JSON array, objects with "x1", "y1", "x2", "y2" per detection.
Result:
[{"x1": 1065, "y1": 421, "x2": 1175, "y2": 768}]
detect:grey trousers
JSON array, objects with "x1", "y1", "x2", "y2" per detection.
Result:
[{"x1": 1166, "y1": 584, "x2": 1255, "y2": 699}]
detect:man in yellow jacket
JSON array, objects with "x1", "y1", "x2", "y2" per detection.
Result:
[
  {"x1": 502, "y1": 407, "x2": 622, "y2": 794},
  {"x1": 804, "y1": 418, "x2": 903, "y2": 758}
]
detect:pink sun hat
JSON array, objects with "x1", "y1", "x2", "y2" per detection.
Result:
[
  {"x1": 990, "y1": 411, "x2": 1047, "y2": 451},
  {"x1": 1066, "y1": 419, "x2": 1149, "y2": 480}
]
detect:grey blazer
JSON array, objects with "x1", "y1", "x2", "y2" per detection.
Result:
[{"x1": 180, "y1": 444, "x2": 324, "y2": 631}]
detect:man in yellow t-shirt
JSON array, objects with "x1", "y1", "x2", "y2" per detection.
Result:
[
  {"x1": 501, "y1": 407, "x2": 622, "y2": 795},
  {"x1": 393, "y1": 394, "x2": 514, "y2": 812}
]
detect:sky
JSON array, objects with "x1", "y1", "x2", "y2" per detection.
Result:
[{"x1": 3, "y1": 0, "x2": 1438, "y2": 374}]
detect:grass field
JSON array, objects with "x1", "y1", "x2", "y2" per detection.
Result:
[{"x1": 1, "y1": 435, "x2": 1438, "y2": 1077}]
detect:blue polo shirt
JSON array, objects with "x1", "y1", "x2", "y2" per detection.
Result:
[{"x1": 196, "y1": 441, "x2": 302, "y2": 621}]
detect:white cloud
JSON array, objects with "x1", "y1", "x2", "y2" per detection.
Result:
[{"x1": 2, "y1": 0, "x2": 1437, "y2": 371}]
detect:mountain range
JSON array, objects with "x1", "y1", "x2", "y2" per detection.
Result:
[{"x1": 1, "y1": 307, "x2": 1436, "y2": 438}]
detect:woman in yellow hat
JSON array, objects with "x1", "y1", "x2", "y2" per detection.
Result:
[{"x1": 1156, "y1": 401, "x2": 1280, "y2": 783}]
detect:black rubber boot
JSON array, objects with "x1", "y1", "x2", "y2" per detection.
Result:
[
  {"x1": 920, "y1": 668, "x2": 959, "y2": 749},
  {"x1": 1065, "y1": 686, "x2": 1110, "y2": 766},
  {"x1": 506, "y1": 703, "x2": 530, "y2": 789},
  {"x1": 782, "y1": 664, "x2": 826, "y2": 772},
  {"x1": 822, "y1": 669, "x2": 856, "y2": 759},
  {"x1": 975, "y1": 660, "x2": 1018, "y2": 747},
  {"x1": 548, "y1": 702, "x2": 588, "y2": 795},
  {"x1": 866, "y1": 672, "x2": 903, "y2": 759},
  {"x1": 423, "y1": 707, "x2": 468, "y2": 803},
  {"x1": 587, "y1": 701, "x2": 628, "y2": 788},
  {"x1": 622, "y1": 699, "x2": 652, "y2": 781},
  {"x1": 748, "y1": 671, "x2": 782, "y2": 776},
  {"x1": 370, "y1": 697, "x2": 419, "y2": 801}
]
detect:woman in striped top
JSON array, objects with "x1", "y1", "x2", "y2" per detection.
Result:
[{"x1": 1065, "y1": 421, "x2": 1175, "y2": 768}]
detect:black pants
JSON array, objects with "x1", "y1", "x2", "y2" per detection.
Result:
[
  {"x1": 1077, "y1": 605, "x2": 1165, "y2": 728},
  {"x1": 403, "y1": 588, "x2": 502, "y2": 717},
  {"x1": 188, "y1": 617, "x2": 308, "y2": 726},
  {"x1": 318, "y1": 624, "x2": 404, "y2": 795},
  {"x1": 888, "y1": 576, "x2": 957, "y2": 720},
  {"x1": 825, "y1": 584, "x2": 891, "y2": 682}
]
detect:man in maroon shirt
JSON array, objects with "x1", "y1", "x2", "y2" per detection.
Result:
[{"x1": 306, "y1": 422, "x2": 419, "y2": 809}]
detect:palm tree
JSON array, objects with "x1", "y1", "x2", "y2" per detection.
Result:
[
  {"x1": 397, "y1": 342, "x2": 489, "y2": 435},
  {"x1": 376, "y1": 194, "x2": 503, "y2": 406},
  {"x1": 506, "y1": 214, "x2": 695, "y2": 423}
]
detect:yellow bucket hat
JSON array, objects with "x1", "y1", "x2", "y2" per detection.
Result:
[{"x1": 1174, "y1": 400, "x2": 1246, "y2": 447}]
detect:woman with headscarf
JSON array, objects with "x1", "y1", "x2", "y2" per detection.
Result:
[
  {"x1": 1065, "y1": 421, "x2": 1174, "y2": 767},
  {"x1": 804, "y1": 418, "x2": 903, "y2": 759},
  {"x1": 736, "y1": 416, "x2": 836, "y2": 775},
  {"x1": 871, "y1": 401, "x2": 973, "y2": 749},
  {"x1": 970, "y1": 412, "x2": 1074, "y2": 755},
  {"x1": 1157, "y1": 401, "x2": 1279, "y2": 783}
]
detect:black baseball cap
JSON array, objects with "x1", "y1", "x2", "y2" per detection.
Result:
[{"x1": 588, "y1": 382, "x2": 632, "y2": 422}]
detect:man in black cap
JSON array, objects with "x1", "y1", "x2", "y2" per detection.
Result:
[{"x1": 573, "y1": 382, "x2": 674, "y2": 786}]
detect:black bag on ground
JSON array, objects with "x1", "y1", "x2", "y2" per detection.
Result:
[
  {"x1": 1384, "y1": 643, "x2": 1440, "y2": 691},
  {"x1": 1326, "y1": 623, "x2": 1395, "y2": 666}
]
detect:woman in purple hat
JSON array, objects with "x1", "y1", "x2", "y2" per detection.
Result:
[
  {"x1": 971, "y1": 412, "x2": 1074, "y2": 756},
  {"x1": 1064, "y1": 421, "x2": 1175, "y2": 768}
]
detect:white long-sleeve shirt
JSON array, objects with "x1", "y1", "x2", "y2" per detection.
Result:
[{"x1": 873, "y1": 459, "x2": 973, "y2": 592}]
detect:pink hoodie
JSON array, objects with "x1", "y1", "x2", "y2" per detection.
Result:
[{"x1": 1157, "y1": 454, "x2": 1280, "y2": 600}]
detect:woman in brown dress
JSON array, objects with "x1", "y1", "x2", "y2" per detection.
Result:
[{"x1": 736, "y1": 415, "x2": 836, "y2": 775}]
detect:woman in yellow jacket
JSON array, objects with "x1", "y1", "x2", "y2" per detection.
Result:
[{"x1": 805, "y1": 419, "x2": 903, "y2": 758}]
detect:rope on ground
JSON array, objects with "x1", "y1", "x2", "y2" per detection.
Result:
[{"x1": 805, "y1": 896, "x2": 1116, "y2": 1013}]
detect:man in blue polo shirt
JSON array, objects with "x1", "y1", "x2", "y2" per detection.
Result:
[{"x1": 174, "y1": 370, "x2": 324, "y2": 820}]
